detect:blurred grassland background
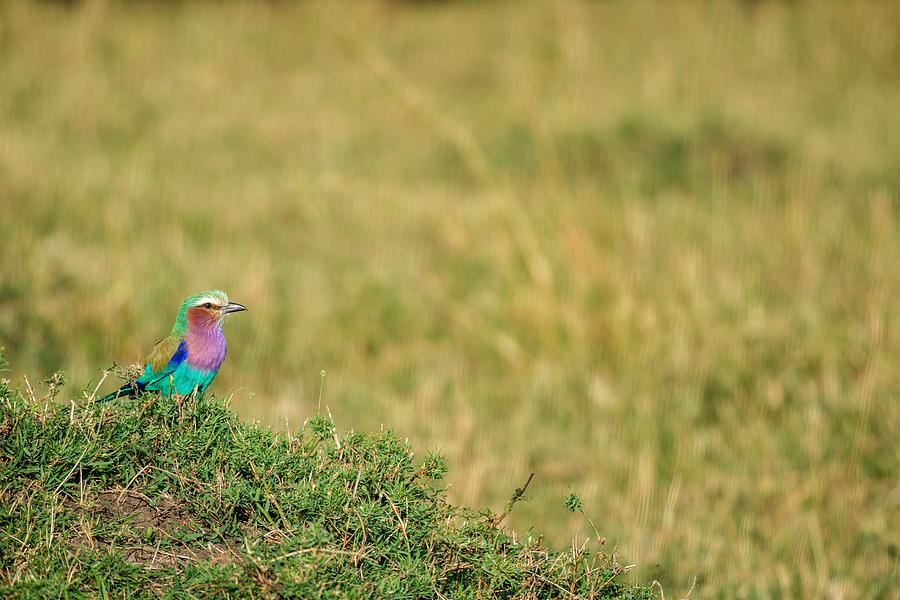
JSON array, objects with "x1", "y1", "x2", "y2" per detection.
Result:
[{"x1": 2, "y1": 0, "x2": 899, "y2": 597}]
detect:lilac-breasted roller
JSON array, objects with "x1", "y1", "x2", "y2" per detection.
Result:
[{"x1": 100, "y1": 290, "x2": 247, "y2": 401}]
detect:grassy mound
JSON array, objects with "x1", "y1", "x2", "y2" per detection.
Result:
[{"x1": 0, "y1": 365, "x2": 655, "y2": 599}]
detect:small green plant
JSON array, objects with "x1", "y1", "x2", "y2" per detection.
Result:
[
  {"x1": 491, "y1": 471, "x2": 535, "y2": 527},
  {"x1": 564, "y1": 488, "x2": 583, "y2": 512},
  {"x1": 39, "y1": 370, "x2": 66, "y2": 401},
  {"x1": 566, "y1": 487, "x2": 606, "y2": 546},
  {"x1": 421, "y1": 448, "x2": 449, "y2": 479}
]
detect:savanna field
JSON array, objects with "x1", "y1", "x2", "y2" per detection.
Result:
[{"x1": 1, "y1": 0, "x2": 899, "y2": 597}]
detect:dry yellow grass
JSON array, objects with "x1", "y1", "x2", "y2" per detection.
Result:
[{"x1": 2, "y1": 0, "x2": 899, "y2": 597}]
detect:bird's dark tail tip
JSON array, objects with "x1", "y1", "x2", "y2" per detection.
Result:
[{"x1": 97, "y1": 383, "x2": 141, "y2": 403}]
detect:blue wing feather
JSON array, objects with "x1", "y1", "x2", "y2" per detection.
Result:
[{"x1": 137, "y1": 339, "x2": 189, "y2": 394}]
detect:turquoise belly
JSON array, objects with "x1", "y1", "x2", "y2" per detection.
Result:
[{"x1": 140, "y1": 363, "x2": 217, "y2": 396}]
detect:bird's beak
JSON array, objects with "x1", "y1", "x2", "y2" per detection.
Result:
[{"x1": 223, "y1": 302, "x2": 247, "y2": 314}]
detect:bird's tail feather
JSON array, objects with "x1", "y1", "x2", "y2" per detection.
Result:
[{"x1": 97, "y1": 382, "x2": 143, "y2": 403}]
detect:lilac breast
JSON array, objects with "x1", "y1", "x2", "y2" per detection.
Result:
[{"x1": 186, "y1": 327, "x2": 228, "y2": 372}]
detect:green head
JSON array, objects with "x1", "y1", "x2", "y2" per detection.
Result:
[{"x1": 171, "y1": 290, "x2": 247, "y2": 335}]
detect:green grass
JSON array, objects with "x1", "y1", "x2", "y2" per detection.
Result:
[
  {"x1": 1, "y1": 0, "x2": 899, "y2": 597},
  {"x1": 0, "y1": 352, "x2": 653, "y2": 599}
]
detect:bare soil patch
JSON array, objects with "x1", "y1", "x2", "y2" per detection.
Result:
[{"x1": 63, "y1": 490, "x2": 240, "y2": 569}]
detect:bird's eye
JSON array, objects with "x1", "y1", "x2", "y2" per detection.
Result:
[{"x1": 203, "y1": 303, "x2": 213, "y2": 309}]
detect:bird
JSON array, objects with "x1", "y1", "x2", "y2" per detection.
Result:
[{"x1": 99, "y1": 290, "x2": 247, "y2": 402}]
